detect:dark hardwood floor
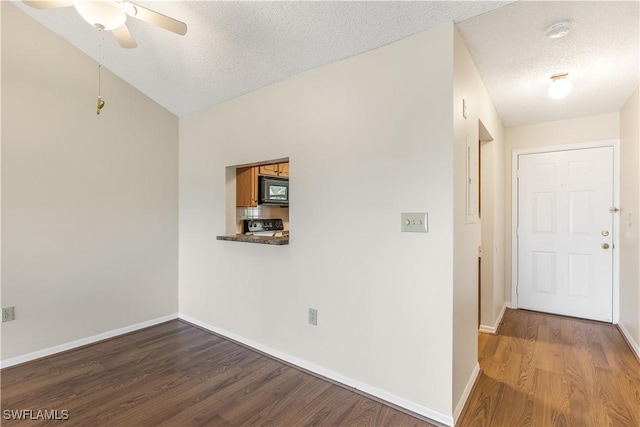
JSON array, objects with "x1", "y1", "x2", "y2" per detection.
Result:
[
  {"x1": 458, "y1": 309, "x2": 640, "y2": 427},
  {"x1": 1, "y1": 320, "x2": 435, "y2": 426},
  {"x1": 3, "y1": 310, "x2": 639, "y2": 426}
]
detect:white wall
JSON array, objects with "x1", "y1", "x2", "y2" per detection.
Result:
[
  {"x1": 480, "y1": 120, "x2": 506, "y2": 331},
  {"x1": 619, "y1": 87, "x2": 640, "y2": 356},
  {"x1": 1, "y1": 3, "x2": 179, "y2": 361},
  {"x1": 504, "y1": 113, "x2": 620, "y2": 303},
  {"x1": 180, "y1": 23, "x2": 458, "y2": 423},
  {"x1": 452, "y1": 28, "x2": 505, "y2": 419},
  {"x1": 0, "y1": 1, "x2": 3, "y2": 361}
]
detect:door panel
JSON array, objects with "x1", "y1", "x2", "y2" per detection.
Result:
[
  {"x1": 568, "y1": 253, "x2": 592, "y2": 297},
  {"x1": 517, "y1": 147, "x2": 613, "y2": 322},
  {"x1": 532, "y1": 251, "x2": 556, "y2": 294}
]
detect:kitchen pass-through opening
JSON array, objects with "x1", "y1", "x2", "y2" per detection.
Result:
[{"x1": 224, "y1": 158, "x2": 290, "y2": 237}]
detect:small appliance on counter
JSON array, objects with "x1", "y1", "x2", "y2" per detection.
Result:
[{"x1": 242, "y1": 218, "x2": 287, "y2": 236}]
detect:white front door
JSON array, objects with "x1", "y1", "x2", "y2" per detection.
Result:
[{"x1": 517, "y1": 147, "x2": 614, "y2": 322}]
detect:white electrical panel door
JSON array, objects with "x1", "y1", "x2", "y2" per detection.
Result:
[{"x1": 466, "y1": 136, "x2": 479, "y2": 224}]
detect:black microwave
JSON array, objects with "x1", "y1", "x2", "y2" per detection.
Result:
[{"x1": 259, "y1": 176, "x2": 289, "y2": 206}]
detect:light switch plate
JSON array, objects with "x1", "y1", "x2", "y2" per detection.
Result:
[
  {"x1": 308, "y1": 308, "x2": 318, "y2": 326},
  {"x1": 2, "y1": 306, "x2": 15, "y2": 322},
  {"x1": 401, "y1": 212, "x2": 428, "y2": 233}
]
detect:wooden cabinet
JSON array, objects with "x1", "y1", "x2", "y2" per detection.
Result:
[
  {"x1": 258, "y1": 164, "x2": 280, "y2": 177},
  {"x1": 237, "y1": 162, "x2": 289, "y2": 207},
  {"x1": 258, "y1": 162, "x2": 289, "y2": 178},
  {"x1": 236, "y1": 166, "x2": 258, "y2": 207},
  {"x1": 278, "y1": 162, "x2": 289, "y2": 177}
]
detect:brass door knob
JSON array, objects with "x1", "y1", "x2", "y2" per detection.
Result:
[{"x1": 602, "y1": 243, "x2": 610, "y2": 249}]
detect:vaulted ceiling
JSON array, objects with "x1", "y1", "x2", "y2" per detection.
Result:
[{"x1": 12, "y1": 1, "x2": 639, "y2": 126}]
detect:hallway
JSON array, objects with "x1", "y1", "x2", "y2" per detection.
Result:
[{"x1": 459, "y1": 309, "x2": 640, "y2": 426}]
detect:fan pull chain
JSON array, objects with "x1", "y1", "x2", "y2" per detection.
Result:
[{"x1": 96, "y1": 31, "x2": 105, "y2": 115}]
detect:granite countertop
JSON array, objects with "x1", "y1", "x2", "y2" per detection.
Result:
[{"x1": 216, "y1": 233, "x2": 289, "y2": 245}]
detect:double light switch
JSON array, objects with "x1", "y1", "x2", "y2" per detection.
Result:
[{"x1": 401, "y1": 212, "x2": 428, "y2": 233}]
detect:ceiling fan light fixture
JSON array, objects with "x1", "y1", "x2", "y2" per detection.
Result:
[
  {"x1": 120, "y1": 2, "x2": 137, "y2": 17},
  {"x1": 73, "y1": 0, "x2": 126, "y2": 31},
  {"x1": 548, "y1": 73, "x2": 573, "y2": 99}
]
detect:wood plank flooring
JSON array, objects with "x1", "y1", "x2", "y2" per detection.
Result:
[
  {"x1": 1, "y1": 320, "x2": 434, "y2": 426},
  {"x1": 3, "y1": 310, "x2": 639, "y2": 426},
  {"x1": 458, "y1": 309, "x2": 640, "y2": 427}
]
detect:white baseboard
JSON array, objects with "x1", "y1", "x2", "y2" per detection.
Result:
[
  {"x1": 617, "y1": 322, "x2": 640, "y2": 362},
  {"x1": 478, "y1": 302, "x2": 509, "y2": 334},
  {"x1": 179, "y1": 314, "x2": 453, "y2": 427},
  {"x1": 1, "y1": 313, "x2": 179, "y2": 369},
  {"x1": 453, "y1": 362, "x2": 481, "y2": 424},
  {"x1": 478, "y1": 325, "x2": 496, "y2": 334}
]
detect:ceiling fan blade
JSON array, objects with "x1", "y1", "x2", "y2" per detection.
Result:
[
  {"x1": 113, "y1": 24, "x2": 137, "y2": 49},
  {"x1": 23, "y1": 0, "x2": 73, "y2": 9},
  {"x1": 125, "y1": 2, "x2": 187, "y2": 36}
]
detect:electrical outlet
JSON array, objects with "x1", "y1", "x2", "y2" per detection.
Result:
[
  {"x1": 308, "y1": 308, "x2": 317, "y2": 326},
  {"x1": 2, "y1": 306, "x2": 15, "y2": 322}
]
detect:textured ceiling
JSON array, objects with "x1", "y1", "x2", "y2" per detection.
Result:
[
  {"x1": 11, "y1": 0, "x2": 514, "y2": 116},
  {"x1": 457, "y1": 0, "x2": 640, "y2": 127},
  {"x1": 11, "y1": 1, "x2": 640, "y2": 126}
]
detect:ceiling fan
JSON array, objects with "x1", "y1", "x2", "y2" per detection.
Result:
[{"x1": 23, "y1": 0, "x2": 187, "y2": 48}]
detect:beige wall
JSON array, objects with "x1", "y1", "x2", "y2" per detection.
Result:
[
  {"x1": 619, "y1": 87, "x2": 640, "y2": 356},
  {"x1": 1, "y1": 3, "x2": 179, "y2": 361},
  {"x1": 452, "y1": 28, "x2": 505, "y2": 419},
  {"x1": 504, "y1": 113, "x2": 620, "y2": 303},
  {"x1": 180, "y1": 23, "x2": 457, "y2": 424},
  {"x1": 0, "y1": 0, "x2": 3, "y2": 335}
]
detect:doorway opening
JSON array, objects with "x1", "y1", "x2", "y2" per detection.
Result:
[{"x1": 477, "y1": 120, "x2": 494, "y2": 335}]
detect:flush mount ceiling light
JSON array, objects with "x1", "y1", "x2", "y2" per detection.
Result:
[
  {"x1": 548, "y1": 73, "x2": 573, "y2": 99},
  {"x1": 546, "y1": 21, "x2": 571, "y2": 39}
]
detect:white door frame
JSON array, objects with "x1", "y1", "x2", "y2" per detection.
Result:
[{"x1": 511, "y1": 139, "x2": 620, "y2": 323}]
